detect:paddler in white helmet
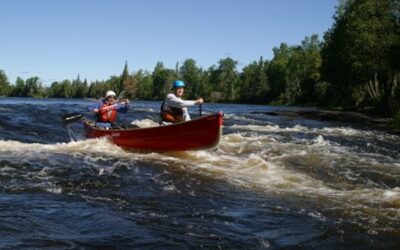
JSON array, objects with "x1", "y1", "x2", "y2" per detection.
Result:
[{"x1": 89, "y1": 90, "x2": 129, "y2": 128}]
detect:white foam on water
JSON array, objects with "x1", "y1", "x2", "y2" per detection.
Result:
[
  {"x1": 224, "y1": 113, "x2": 260, "y2": 123},
  {"x1": 130, "y1": 118, "x2": 159, "y2": 128},
  {"x1": 232, "y1": 123, "x2": 400, "y2": 142},
  {"x1": 1, "y1": 121, "x2": 399, "y2": 218},
  {"x1": 0, "y1": 138, "x2": 126, "y2": 158},
  {"x1": 127, "y1": 130, "x2": 400, "y2": 214}
]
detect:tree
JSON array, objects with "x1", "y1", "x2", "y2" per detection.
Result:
[
  {"x1": 0, "y1": 70, "x2": 11, "y2": 96},
  {"x1": 179, "y1": 58, "x2": 202, "y2": 99},
  {"x1": 152, "y1": 62, "x2": 177, "y2": 100},
  {"x1": 105, "y1": 76, "x2": 122, "y2": 97},
  {"x1": 88, "y1": 80, "x2": 107, "y2": 99},
  {"x1": 209, "y1": 57, "x2": 239, "y2": 102},
  {"x1": 60, "y1": 80, "x2": 73, "y2": 98},
  {"x1": 287, "y1": 35, "x2": 322, "y2": 104},
  {"x1": 24, "y1": 77, "x2": 42, "y2": 97},
  {"x1": 321, "y1": 0, "x2": 400, "y2": 113},
  {"x1": 268, "y1": 43, "x2": 290, "y2": 103},
  {"x1": 253, "y1": 57, "x2": 270, "y2": 103},
  {"x1": 70, "y1": 74, "x2": 88, "y2": 98},
  {"x1": 120, "y1": 61, "x2": 137, "y2": 98},
  {"x1": 135, "y1": 70, "x2": 153, "y2": 100},
  {"x1": 10, "y1": 77, "x2": 25, "y2": 97},
  {"x1": 240, "y1": 57, "x2": 270, "y2": 103}
]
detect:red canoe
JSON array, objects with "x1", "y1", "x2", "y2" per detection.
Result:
[{"x1": 83, "y1": 112, "x2": 223, "y2": 152}]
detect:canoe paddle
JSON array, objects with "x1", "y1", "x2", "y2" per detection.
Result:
[
  {"x1": 62, "y1": 102, "x2": 127, "y2": 125},
  {"x1": 199, "y1": 103, "x2": 202, "y2": 118}
]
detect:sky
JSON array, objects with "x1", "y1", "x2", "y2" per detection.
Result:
[{"x1": 0, "y1": 0, "x2": 338, "y2": 85}]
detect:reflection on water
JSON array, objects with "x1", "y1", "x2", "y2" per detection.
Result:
[{"x1": 0, "y1": 97, "x2": 399, "y2": 248}]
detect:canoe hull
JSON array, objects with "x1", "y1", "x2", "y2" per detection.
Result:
[{"x1": 83, "y1": 112, "x2": 223, "y2": 152}]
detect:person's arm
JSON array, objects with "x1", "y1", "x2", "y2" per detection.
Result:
[
  {"x1": 165, "y1": 94, "x2": 201, "y2": 108},
  {"x1": 116, "y1": 99, "x2": 130, "y2": 113}
]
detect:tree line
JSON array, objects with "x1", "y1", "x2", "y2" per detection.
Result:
[{"x1": 0, "y1": 0, "x2": 399, "y2": 120}]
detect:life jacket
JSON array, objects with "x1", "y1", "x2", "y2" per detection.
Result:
[
  {"x1": 98, "y1": 103, "x2": 117, "y2": 123},
  {"x1": 160, "y1": 100, "x2": 184, "y2": 123}
]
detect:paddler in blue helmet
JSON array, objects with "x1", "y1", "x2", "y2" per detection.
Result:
[{"x1": 160, "y1": 80, "x2": 203, "y2": 123}]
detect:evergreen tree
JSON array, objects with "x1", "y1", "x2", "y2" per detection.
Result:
[
  {"x1": 0, "y1": 70, "x2": 11, "y2": 96},
  {"x1": 135, "y1": 70, "x2": 153, "y2": 100},
  {"x1": 120, "y1": 61, "x2": 137, "y2": 98},
  {"x1": 253, "y1": 57, "x2": 270, "y2": 103},
  {"x1": 152, "y1": 62, "x2": 176, "y2": 100}
]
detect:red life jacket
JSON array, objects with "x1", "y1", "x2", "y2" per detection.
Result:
[
  {"x1": 160, "y1": 100, "x2": 184, "y2": 123},
  {"x1": 98, "y1": 103, "x2": 117, "y2": 123}
]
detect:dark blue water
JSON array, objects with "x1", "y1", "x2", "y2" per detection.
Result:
[{"x1": 0, "y1": 97, "x2": 399, "y2": 249}]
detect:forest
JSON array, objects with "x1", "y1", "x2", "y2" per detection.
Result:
[{"x1": 0, "y1": 0, "x2": 399, "y2": 123}]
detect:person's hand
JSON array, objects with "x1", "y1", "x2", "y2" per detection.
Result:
[
  {"x1": 93, "y1": 108, "x2": 99, "y2": 113},
  {"x1": 196, "y1": 98, "x2": 204, "y2": 104}
]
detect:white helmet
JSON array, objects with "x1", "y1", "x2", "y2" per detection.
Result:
[{"x1": 105, "y1": 90, "x2": 116, "y2": 98}]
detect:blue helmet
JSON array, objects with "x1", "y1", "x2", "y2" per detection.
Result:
[{"x1": 172, "y1": 80, "x2": 185, "y2": 89}]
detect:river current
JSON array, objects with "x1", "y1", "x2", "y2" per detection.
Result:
[{"x1": 0, "y1": 97, "x2": 399, "y2": 249}]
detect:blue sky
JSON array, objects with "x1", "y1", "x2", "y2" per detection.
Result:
[{"x1": 0, "y1": 0, "x2": 337, "y2": 85}]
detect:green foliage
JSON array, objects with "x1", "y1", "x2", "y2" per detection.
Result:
[
  {"x1": 88, "y1": 81, "x2": 107, "y2": 99},
  {"x1": 321, "y1": 0, "x2": 400, "y2": 115},
  {"x1": 135, "y1": 70, "x2": 153, "y2": 100},
  {"x1": 0, "y1": 70, "x2": 11, "y2": 96},
  {"x1": 1, "y1": 0, "x2": 398, "y2": 124},
  {"x1": 120, "y1": 61, "x2": 138, "y2": 99},
  {"x1": 208, "y1": 57, "x2": 239, "y2": 102},
  {"x1": 10, "y1": 77, "x2": 25, "y2": 97},
  {"x1": 268, "y1": 43, "x2": 290, "y2": 103},
  {"x1": 71, "y1": 75, "x2": 88, "y2": 98},
  {"x1": 152, "y1": 62, "x2": 177, "y2": 100},
  {"x1": 268, "y1": 35, "x2": 322, "y2": 105},
  {"x1": 239, "y1": 57, "x2": 270, "y2": 103},
  {"x1": 10, "y1": 76, "x2": 44, "y2": 97},
  {"x1": 179, "y1": 58, "x2": 202, "y2": 99}
]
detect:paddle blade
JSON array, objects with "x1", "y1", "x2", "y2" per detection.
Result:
[{"x1": 62, "y1": 113, "x2": 84, "y2": 124}]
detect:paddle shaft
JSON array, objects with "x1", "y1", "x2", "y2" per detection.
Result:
[
  {"x1": 92, "y1": 101, "x2": 126, "y2": 112},
  {"x1": 199, "y1": 103, "x2": 202, "y2": 118},
  {"x1": 63, "y1": 101, "x2": 127, "y2": 124}
]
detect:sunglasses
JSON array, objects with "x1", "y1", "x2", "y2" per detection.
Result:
[{"x1": 107, "y1": 95, "x2": 116, "y2": 99}]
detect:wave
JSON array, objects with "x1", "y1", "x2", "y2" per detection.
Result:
[
  {"x1": 231, "y1": 123, "x2": 399, "y2": 141},
  {"x1": 1, "y1": 133, "x2": 398, "y2": 205},
  {"x1": 1, "y1": 129, "x2": 399, "y2": 233}
]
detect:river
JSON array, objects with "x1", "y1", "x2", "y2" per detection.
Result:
[{"x1": 0, "y1": 97, "x2": 399, "y2": 249}]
